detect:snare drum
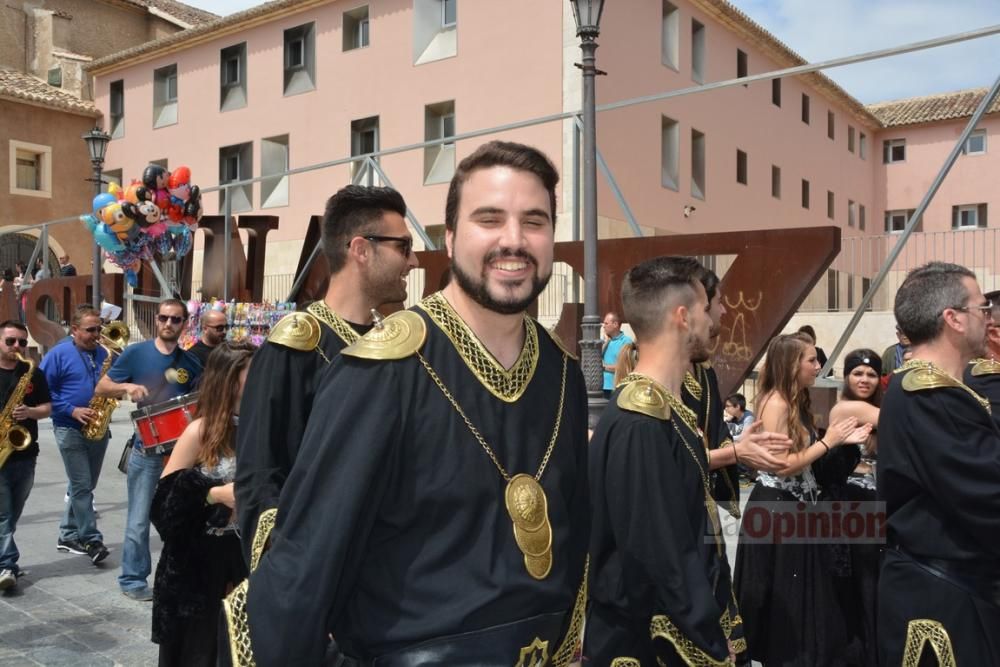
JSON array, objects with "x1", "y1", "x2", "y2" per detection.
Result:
[{"x1": 131, "y1": 393, "x2": 199, "y2": 453}]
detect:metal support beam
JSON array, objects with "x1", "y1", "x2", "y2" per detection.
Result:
[
  {"x1": 366, "y1": 157, "x2": 437, "y2": 250},
  {"x1": 222, "y1": 184, "x2": 232, "y2": 302},
  {"x1": 574, "y1": 116, "x2": 643, "y2": 237}
]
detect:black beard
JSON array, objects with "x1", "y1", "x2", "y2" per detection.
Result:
[{"x1": 449, "y1": 249, "x2": 550, "y2": 316}]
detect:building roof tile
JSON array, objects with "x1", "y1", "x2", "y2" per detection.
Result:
[
  {"x1": 866, "y1": 87, "x2": 1000, "y2": 127},
  {"x1": 0, "y1": 68, "x2": 99, "y2": 117},
  {"x1": 121, "y1": 0, "x2": 218, "y2": 27}
]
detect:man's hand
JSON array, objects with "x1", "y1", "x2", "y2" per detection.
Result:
[
  {"x1": 125, "y1": 384, "x2": 149, "y2": 402},
  {"x1": 12, "y1": 404, "x2": 31, "y2": 421},
  {"x1": 71, "y1": 406, "x2": 97, "y2": 425},
  {"x1": 735, "y1": 421, "x2": 793, "y2": 472}
]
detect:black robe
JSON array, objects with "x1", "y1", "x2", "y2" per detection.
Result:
[
  {"x1": 877, "y1": 362, "x2": 1000, "y2": 666},
  {"x1": 586, "y1": 381, "x2": 732, "y2": 666},
  {"x1": 964, "y1": 358, "x2": 1000, "y2": 431},
  {"x1": 683, "y1": 363, "x2": 741, "y2": 518},
  {"x1": 245, "y1": 300, "x2": 589, "y2": 665},
  {"x1": 234, "y1": 307, "x2": 369, "y2": 564}
]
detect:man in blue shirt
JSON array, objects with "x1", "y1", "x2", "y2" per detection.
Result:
[
  {"x1": 601, "y1": 311, "x2": 632, "y2": 398},
  {"x1": 96, "y1": 298, "x2": 202, "y2": 601},
  {"x1": 40, "y1": 305, "x2": 111, "y2": 566}
]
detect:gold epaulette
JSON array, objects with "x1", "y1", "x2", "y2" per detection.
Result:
[
  {"x1": 341, "y1": 310, "x2": 426, "y2": 361},
  {"x1": 900, "y1": 360, "x2": 991, "y2": 413},
  {"x1": 543, "y1": 325, "x2": 578, "y2": 361},
  {"x1": 970, "y1": 358, "x2": 1000, "y2": 376},
  {"x1": 617, "y1": 377, "x2": 671, "y2": 421},
  {"x1": 267, "y1": 311, "x2": 321, "y2": 351}
]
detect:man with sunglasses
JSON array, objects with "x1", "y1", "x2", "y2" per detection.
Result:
[
  {"x1": 187, "y1": 308, "x2": 229, "y2": 368},
  {"x1": 877, "y1": 263, "x2": 1000, "y2": 665},
  {"x1": 236, "y1": 184, "x2": 418, "y2": 566},
  {"x1": 39, "y1": 306, "x2": 112, "y2": 567},
  {"x1": 0, "y1": 321, "x2": 51, "y2": 591},
  {"x1": 96, "y1": 298, "x2": 202, "y2": 601},
  {"x1": 964, "y1": 290, "x2": 1000, "y2": 428}
]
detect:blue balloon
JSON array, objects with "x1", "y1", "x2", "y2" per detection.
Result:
[
  {"x1": 94, "y1": 223, "x2": 125, "y2": 252},
  {"x1": 92, "y1": 193, "x2": 116, "y2": 213}
]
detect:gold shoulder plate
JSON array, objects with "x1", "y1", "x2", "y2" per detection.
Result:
[
  {"x1": 971, "y1": 358, "x2": 1000, "y2": 377},
  {"x1": 542, "y1": 325, "x2": 578, "y2": 361},
  {"x1": 901, "y1": 364, "x2": 960, "y2": 392},
  {"x1": 617, "y1": 378, "x2": 671, "y2": 421},
  {"x1": 267, "y1": 312, "x2": 321, "y2": 351},
  {"x1": 341, "y1": 310, "x2": 426, "y2": 360}
]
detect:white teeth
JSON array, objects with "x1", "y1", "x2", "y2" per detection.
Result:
[{"x1": 495, "y1": 262, "x2": 527, "y2": 271}]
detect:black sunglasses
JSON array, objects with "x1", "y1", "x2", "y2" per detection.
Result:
[
  {"x1": 4, "y1": 337, "x2": 27, "y2": 347},
  {"x1": 206, "y1": 324, "x2": 230, "y2": 333},
  {"x1": 350, "y1": 235, "x2": 414, "y2": 257},
  {"x1": 157, "y1": 314, "x2": 186, "y2": 325}
]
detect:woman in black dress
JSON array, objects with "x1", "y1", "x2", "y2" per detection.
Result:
[{"x1": 734, "y1": 333, "x2": 870, "y2": 666}]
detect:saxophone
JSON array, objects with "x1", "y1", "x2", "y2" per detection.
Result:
[
  {"x1": 81, "y1": 322, "x2": 130, "y2": 441},
  {"x1": 0, "y1": 354, "x2": 36, "y2": 470}
]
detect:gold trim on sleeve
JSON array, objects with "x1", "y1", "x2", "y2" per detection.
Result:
[
  {"x1": 650, "y1": 615, "x2": 733, "y2": 667},
  {"x1": 221, "y1": 508, "x2": 277, "y2": 667},
  {"x1": 902, "y1": 619, "x2": 956, "y2": 667},
  {"x1": 551, "y1": 556, "x2": 588, "y2": 667}
]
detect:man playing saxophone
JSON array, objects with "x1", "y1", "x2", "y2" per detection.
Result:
[
  {"x1": 40, "y1": 306, "x2": 113, "y2": 566},
  {"x1": 0, "y1": 320, "x2": 51, "y2": 591}
]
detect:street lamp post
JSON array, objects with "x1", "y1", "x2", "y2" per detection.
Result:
[
  {"x1": 570, "y1": 0, "x2": 606, "y2": 426},
  {"x1": 82, "y1": 127, "x2": 111, "y2": 309}
]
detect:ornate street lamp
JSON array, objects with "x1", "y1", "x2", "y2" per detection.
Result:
[
  {"x1": 82, "y1": 127, "x2": 111, "y2": 308},
  {"x1": 570, "y1": 0, "x2": 606, "y2": 425}
]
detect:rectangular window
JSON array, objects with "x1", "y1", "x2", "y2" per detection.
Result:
[
  {"x1": 220, "y1": 42, "x2": 247, "y2": 111},
  {"x1": 344, "y1": 6, "x2": 370, "y2": 50},
  {"x1": 883, "y1": 138, "x2": 906, "y2": 164},
  {"x1": 48, "y1": 66, "x2": 62, "y2": 87},
  {"x1": 859, "y1": 203, "x2": 866, "y2": 231},
  {"x1": 153, "y1": 64, "x2": 178, "y2": 128},
  {"x1": 859, "y1": 133, "x2": 867, "y2": 159},
  {"x1": 801, "y1": 94, "x2": 810, "y2": 124},
  {"x1": 661, "y1": 115, "x2": 679, "y2": 191},
  {"x1": 771, "y1": 165, "x2": 780, "y2": 198},
  {"x1": 11, "y1": 142, "x2": 51, "y2": 197},
  {"x1": 219, "y1": 142, "x2": 253, "y2": 213},
  {"x1": 772, "y1": 78, "x2": 781, "y2": 107},
  {"x1": 848, "y1": 126, "x2": 856, "y2": 153},
  {"x1": 827, "y1": 190, "x2": 834, "y2": 219},
  {"x1": 284, "y1": 23, "x2": 316, "y2": 95},
  {"x1": 414, "y1": 0, "x2": 458, "y2": 64},
  {"x1": 261, "y1": 135, "x2": 290, "y2": 209},
  {"x1": 110, "y1": 79, "x2": 124, "y2": 139},
  {"x1": 661, "y1": 1, "x2": 679, "y2": 69},
  {"x1": 736, "y1": 49, "x2": 748, "y2": 79},
  {"x1": 885, "y1": 209, "x2": 916, "y2": 233},
  {"x1": 847, "y1": 199, "x2": 856, "y2": 227},
  {"x1": 104, "y1": 169, "x2": 122, "y2": 190},
  {"x1": 801, "y1": 179, "x2": 810, "y2": 209},
  {"x1": 736, "y1": 149, "x2": 747, "y2": 185},
  {"x1": 351, "y1": 116, "x2": 380, "y2": 183},
  {"x1": 691, "y1": 128, "x2": 706, "y2": 200},
  {"x1": 441, "y1": 0, "x2": 456, "y2": 27},
  {"x1": 963, "y1": 129, "x2": 987, "y2": 155},
  {"x1": 952, "y1": 203, "x2": 987, "y2": 230},
  {"x1": 827, "y1": 269, "x2": 838, "y2": 312},
  {"x1": 425, "y1": 101, "x2": 456, "y2": 184},
  {"x1": 827, "y1": 111, "x2": 835, "y2": 139},
  {"x1": 691, "y1": 20, "x2": 705, "y2": 84}
]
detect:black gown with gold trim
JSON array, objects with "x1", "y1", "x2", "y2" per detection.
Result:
[
  {"x1": 877, "y1": 360, "x2": 1000, "y2": 667},
  {"x1": 964, "y1": 357, "x2": 1000, "y2": 430},
  {"x1": 234, "y1": 302, "x2": 370, "y2": 564},
  {"x1": 245, "y1": 293, "x2": 589, "y2": 666},
  {"x1": 586, "y1": 375, "x2": 733, "y2": 666}
]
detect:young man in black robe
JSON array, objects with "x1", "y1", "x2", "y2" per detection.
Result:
[
  {"x1": 878, "y1": 262, "x2": 1000, "y2": 666},
  {"x1": 963, "y1": 290, "x2": 1000, "y2": 425},
  {"x1": 234, "y1": 185, "x2": 419, "y2": 563},
  {"x1": 586, "y1": 256, "x2": 736, "y2": 666},
  {"x1": 245, "y1": 141, "x2": 589, "y2": 666}
]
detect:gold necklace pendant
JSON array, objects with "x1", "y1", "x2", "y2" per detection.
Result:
[
  {"x1": 506, "y1": 474, "x2": 554, "y2": 576},
  {"x1": 524, "y1": 550, "x2": 553, "y2": 580}
]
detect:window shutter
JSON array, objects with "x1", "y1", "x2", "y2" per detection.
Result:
[
  {"x1": 951, "y1": 206, "x2": 959, "y2": 230},
  {"x1": 978, "y1": 203, "x2": 988, "y2": 228},
  {"x1": 884, "y1": 211, "x2": 890, "y2": 233}
]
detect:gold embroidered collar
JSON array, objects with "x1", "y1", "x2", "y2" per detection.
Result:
[
  {"x1": 418, "y1": 292, "x2": 539, "y2": 403},
  {"x1": 307, "y1": 301, "x2": 362, "y2": 346},
  {"x1": 682, "y1": 370, "x2": 703, "y2": 402}
]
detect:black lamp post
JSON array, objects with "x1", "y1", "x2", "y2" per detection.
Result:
[
  {"x1": 570, "y1": 0, "x2": 606, "y2": 425},
  {"x1": 82, "y1": 127, "x2": 111, "y2": 308}
]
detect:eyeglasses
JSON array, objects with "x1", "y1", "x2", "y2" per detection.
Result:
[
  {"x1": 206, "y1": 324, "x2": 230, "y2": 333},
  {"x1": 350, "y1": 235, "x2": 414, "y2": 257},
  {"x1": 4, "y1": 338, "x2": 27, "y2": 347},
  {"x1": 951, "y1": 300, "x2": 993, "y2": 316},
  {"x1": 82, "y1": 326, "x2": 100, "y2": 334},
  {"x1": 157, "y1": 314, "x2": 186, "y2": 325}
]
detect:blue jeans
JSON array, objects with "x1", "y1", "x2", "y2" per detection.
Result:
[
  {"x1": 0, "y1": 457, "x2": 36, "y2": 573},
  {"x1": 118, "y1": 444, "x2": 164, "y2": 592},
  {"x1": 54, "y1": 426, "x2": 109, "y2": 545}
]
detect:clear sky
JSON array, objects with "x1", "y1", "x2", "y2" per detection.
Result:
[{"x1": 192, "y1": 0, "x2": 1000, "y2": 104}]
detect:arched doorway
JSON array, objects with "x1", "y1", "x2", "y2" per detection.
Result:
[{"x1": 0, "y1": 232, "x2": 60, "y2": 278}]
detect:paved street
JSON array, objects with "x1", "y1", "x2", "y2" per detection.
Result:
[{"x1": 0, "y1": 405, "x2": 159, "y2": 666}]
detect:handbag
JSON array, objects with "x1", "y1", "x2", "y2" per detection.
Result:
[{"x1": 117, "y1": 434, "x2": 134, "y2": 474}]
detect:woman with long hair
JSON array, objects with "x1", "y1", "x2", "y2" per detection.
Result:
[
  {"x1": 828, "y1": 349, "x2": 883, "y2": 667},
  {"x1": 734, "y1": 332, "x2": 871, "y2": 667},
  {"x1": 150, "y1": 340, "x2": 255, "y2": 667}
]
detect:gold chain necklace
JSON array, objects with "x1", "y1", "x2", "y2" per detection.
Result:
[{"x1": 416, "y1": 350, "x2": 568, "y2": 580}]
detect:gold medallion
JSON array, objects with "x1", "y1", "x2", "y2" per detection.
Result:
[
  {"x1": 514, "y1": 521, "x2": 552, "y2": 557},
  {"x1": 524, "y1": 550, "x2": 552, "y2": 580},
  {"x1": 175, "y1": 368, "x2": 189, "y2": 385},
  {"x1": 505, "y1": 474, "x2": 547, "y2": 532}
]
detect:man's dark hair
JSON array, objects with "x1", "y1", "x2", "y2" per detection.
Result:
[
  {"x1": 444, "y1": 141, "x2": 558, "y2": 232},
  {"x1": 726, "y1": 393, "x2": 747, "y2": 412},
  {"x1": 0, "y1": 320, "x2": 27, "y2": 333},
  {"x1": 985, "y1": 290, "x2": 1000, "y2": 322},
  {"x1": 159, "y1": 298, "x2": 189, "y2": 320},
  {"x1": 321, "y1": 185, "x2": 407, "y2": 274},
  {"x1": 894, "y1": 261, "x2": 976, "y2": 346},
  {"x1": 621, "y1": 256, "x2": 703, "y2": 341},
  {"x1": 72, "y1": 305, "x2": 102, "y2": 327},
  {"x1": 695, "y1": 264, "x2": 720, "y2": 304}
]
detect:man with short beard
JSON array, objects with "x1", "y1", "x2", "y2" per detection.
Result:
[
  {"x1": 963, "y1": 290, "x2": 1000, "y2": 427},
  {"x1": 96, "y1": 298, "x2": 202, "y2": 601},
  {"x1": 186, "y1": 308, "x2": 229, "y2": 368},
  {"x1": 246, "y1": 141, "x2": 589, "y2": 665},
  {"x1": 877, "y1": 262, "x2": 1000, "y2": 665}
]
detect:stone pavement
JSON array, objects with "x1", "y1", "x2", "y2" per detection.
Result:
[{"x1": 0, "y1": 405, "x2": 159, "y2": 666}]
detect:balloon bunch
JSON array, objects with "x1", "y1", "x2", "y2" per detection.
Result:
[{"x1": 81, "y1": 165, "x2": 202, "y2": 286}]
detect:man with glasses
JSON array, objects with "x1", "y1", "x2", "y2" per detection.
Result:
[
  {"x1": 0, "y1": 321, "x2": 51, "y2": 591},
  {"x1": 187, "y1": 308, "x2": 229, "y2": 368},
  {"x1": 877, "y1": 262, "x2": 1000, "y2": 665},
  {"x1": 964, "y1": 290, "x2": 1000, "y2": 426},
  {"x1": 40, "y1": 306, "x2": 111, "y2": 567},
  {"x1": 95, "y1": 298, "x2": 202, "y2": 601},
  {"x1": 236, "y1": 184, "x2": 418, "y2": 566}
]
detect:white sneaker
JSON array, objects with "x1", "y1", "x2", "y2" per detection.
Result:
[{"x1": 0, "y1": 569, "x2": 16, "y2": 590}]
